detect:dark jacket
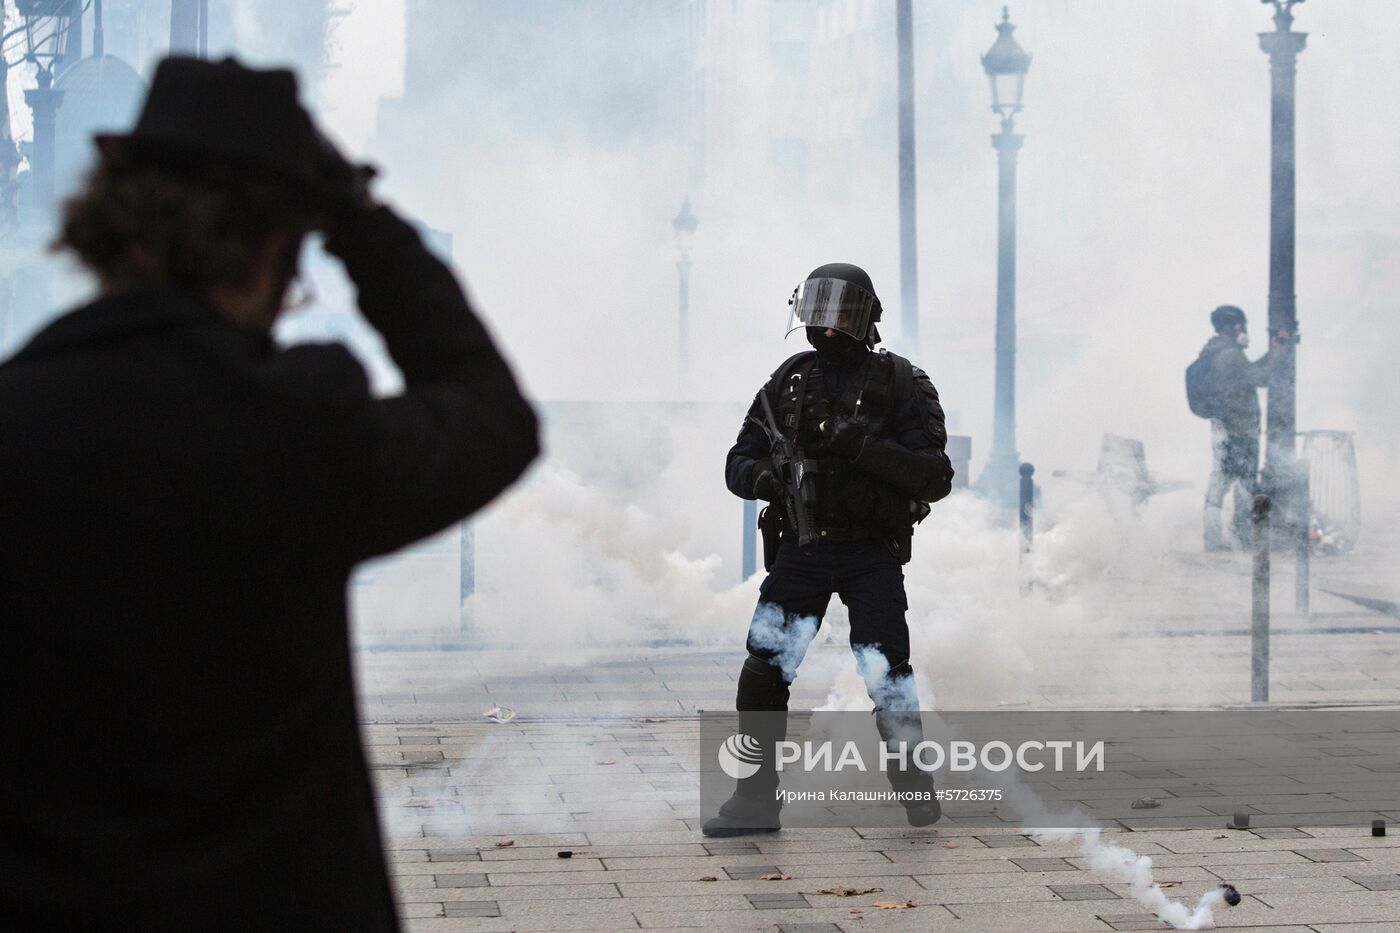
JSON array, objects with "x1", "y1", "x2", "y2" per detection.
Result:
[
  {"x1": 726, "y1": 348, "x2": 953, "y2": 522},
  {"x1": 1201, "y1": 334, "x2": 1274, "y2": 437},
  {"x1": 0, "y1": 206, "x2": 538, "y2": 931}
]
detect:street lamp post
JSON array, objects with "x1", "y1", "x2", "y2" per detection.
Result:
[
  {"x1": 895, "y1": 0, "x2": 919, "y2": 354},
  {"x1": 976, "y1": 7, "x2": 1030, "y2": 508},
  {"x1": 672, "y1": 197, "x2": 698, "y2": 399},
  {"x1": 16, "y1": 1, "x2": 76, "y2": 221},
  {"x1": 1258, "y1": 0, "x2": 1306, "y2": 535}
]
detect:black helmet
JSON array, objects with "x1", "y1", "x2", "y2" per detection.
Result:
[
  {"x1": 787, "y1": 262, "x2": 884, "y2": 346},
  {"x1": 1210, "y1": 305, "x2": 1247, "y2": 333}
]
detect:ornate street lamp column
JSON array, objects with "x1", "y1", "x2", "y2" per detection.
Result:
[
  {"x1": 672, "y1": 197, "x2": 698, "y2": 399},
  {"x1": 1258, "y1": 0, "x2": 1307, "y2": 531},
  {"x1": 976, "y1": 7, "x2": 1030, "y2": 508}
]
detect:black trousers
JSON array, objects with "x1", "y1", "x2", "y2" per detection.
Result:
[
  {"x1": 732, "y1": 536, "x2": 928, "y2": 804},
  {"x1": 745, "y1": 536, "x2": 913, "y2": 697}
]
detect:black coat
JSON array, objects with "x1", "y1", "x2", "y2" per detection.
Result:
[{"x1": 0, "y1": 206, "x2": 539, "y2": 930}]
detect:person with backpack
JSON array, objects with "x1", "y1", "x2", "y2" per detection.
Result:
[
  {"x1": 703, "y1": 263, "x2": 955, "y2": 837},
  {"x1": 1186, "y1": 305, "x2": 1290, "y2": 551}
]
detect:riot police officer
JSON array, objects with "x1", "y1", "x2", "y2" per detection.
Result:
[{"x1": 703, "y1": 263, "x2": 954, "y2": 837}]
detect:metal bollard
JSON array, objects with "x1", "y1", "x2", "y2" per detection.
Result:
[
  {"x1": 741, "y1": 499, "x2": 758, "y2": 581},
  {"x1": 1252, "y1": 494, "x2": 1271, "y2": 703},
  {"x1": 1018, "y1": 462, "x2": 1035, "y2": 556},
  {"x1": 1295, "y1": 460, "x2": 1310, "y2": 616},
  {"x1": 459, "y1": 521, "x2": 475, "y2": 634}
]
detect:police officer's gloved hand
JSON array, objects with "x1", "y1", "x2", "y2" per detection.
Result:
[
  {"x1": 751, "y1": 459, "x2": 784, "y2": 502},
  {"x1": 825, "y1": 417, "x2": 870, "y2": 460}
]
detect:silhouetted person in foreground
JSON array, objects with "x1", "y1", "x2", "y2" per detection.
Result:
[{"x1": 0, "y1": 58, "x2": 538, "y2": 931}]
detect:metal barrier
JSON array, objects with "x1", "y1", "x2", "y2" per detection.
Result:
[{"x1": 1298, "y1": 430, "x2": 1361, "y2": 553}]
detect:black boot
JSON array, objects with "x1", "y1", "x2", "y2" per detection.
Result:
[
  {"x1": 701, "y1": 792, "x2": 782, "y2": 837},
  {"x1": 703, "y1": 655, "x2": 790, "y2": 838},
  {"x1": 871, "y1": 664, "x2": 941, "y2": 829}
]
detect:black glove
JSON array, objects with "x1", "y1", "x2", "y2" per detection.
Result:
[
  {"x1": 824, "y1": 416, "x2": 871, "y2": 460},
  {"x1": 751, "y1": 459, "x2": 784, "y2": 502},
  {"x1": 314, "y1": 130, "x2": 378, "y2": 226}
]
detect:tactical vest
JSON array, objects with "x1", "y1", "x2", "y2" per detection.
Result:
[{"x1": 765, "y1": 349, "x2": 913, "y2": 535}]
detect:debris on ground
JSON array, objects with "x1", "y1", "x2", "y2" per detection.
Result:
[
  {"x1": 816, "y1": 886, "x2": 882, "y2": 897},
  {"x1": 1130, "y1": 797, "x2": 1161, "y2": 809},
  {"x1": 556, "y1": 851, "x2": 573, "y2": 859},
  {"x1": 698, "y1": 876, "x2": 717, "y2": 882},
  {"x1": 632, "y1": 717, "x2": 666, "y2": 723},
  {"x1": 493, "y1": 839, "x2": 514, "y2": 848},
  {"x1": 597, "y1": 759, "x2": 616, "y2": 765},
  {"x1": 759, "y1": 871, "x2": 790, "y2": 881},
  {"x1": 1152, "y1": 881, "x2": 1178, "y2": 889},
  {"x1": 873, "y1": 899, "x2": 916, "y2": 909},
  {"x1": 483, "y1": 706, "x2": 516, "y2": 724}
]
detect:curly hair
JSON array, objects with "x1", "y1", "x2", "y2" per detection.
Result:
[{"x1": 53, "y1": 162, "x2": 317, "y2": 294}]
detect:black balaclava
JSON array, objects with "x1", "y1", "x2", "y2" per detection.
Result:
[{"x1": 805, "y1": 326, "x2": 867, "y2": 367}]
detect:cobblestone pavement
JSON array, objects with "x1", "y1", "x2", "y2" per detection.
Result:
[
  {"x1": 357, "y1": 635, "x2": 1400, "y2": 932},
  {"x1": 355, "y1": 520, "x2": 1400, "y2": 931},
  {"x1": 364, "y1": 714, "x2": 1400, "y2": 932}
]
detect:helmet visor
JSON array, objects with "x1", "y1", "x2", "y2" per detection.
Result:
[{"x1": 785, "y1": 277, "x2": 877, "y2": 342}]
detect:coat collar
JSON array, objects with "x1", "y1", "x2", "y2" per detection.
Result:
[{"x1": 8, "y1": 284, "x2": 268, "y2": 363}]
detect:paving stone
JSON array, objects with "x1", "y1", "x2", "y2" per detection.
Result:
[
  {"x1": 1050, "y1": 883, "x2": 1120, "y2": 901},
  {"x1": 435, "y1": 874, "x2": 490, "y2": 888},
  {"x1": 725, "y1": 865, "x2": 782, "y2": 880},
  {"x1": 1251, "y1": 828, "x2": 1312, "y2": 839},
  {"x1": 974, "y1": 834, "x2": 1039, "y2": 848},
  {"x1": 427, "y1": 850, "x2": 482, "y2": 862},
  {"x1": 776, "y1": 925, "x2": 842, "y2": 933},
  {"x1": 1010, "y1": 857, "x2": 1079, "y2": 872},
  {"x1": 442, "y1": 901, "x2": 501, "y2": 918},
  {"x1": 1346, "y1": 873, "x2": 1400, "y2": 890},
  {"x1": 1097, "y1": 914, "x2": 1171, "y2": 931},
  {"x1": 1297, "y1": 848, "x2": 1366, "y2": 863},
  {"x1": 745, "y1": 892, "x2": 809, "y2": 909}
]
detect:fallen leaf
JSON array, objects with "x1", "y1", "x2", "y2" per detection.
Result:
[
  {"x1": 1152, "y1": 881, "x2": 1178, "y2": 889},
  {"x1": 698, "y1": 876, "x2": 718, "y2": 882},
  {"x1": 759, "y1": 871, "x2": 790, "y2": 881},
  {"x1": 597, "y1": 759, "x2": 616, "y2": 765},
  {"x1": 1130, "y1": 797, "x2": 1162, "y2": 810},
  {"x1": 1214, "y1": 834, "x2": 1229, "y2": 840},
  {"x1": 494, "y1": 840, "x2": 514, "y2": 848},
  {"x1": 816, "y1": 886, "x2": 882, "y2": 897},
  {"x1": 874, "y1": 899, "x2": 916, "y2": 909}
]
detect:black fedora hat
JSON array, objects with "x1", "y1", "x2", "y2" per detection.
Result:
[{"x1": 95, "y1": 56, "x2": 320, "y2": 190}]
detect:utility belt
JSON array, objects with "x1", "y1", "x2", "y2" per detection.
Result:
[{"x1": 757, "y1": 506, "x2": 916, "y2": 569}]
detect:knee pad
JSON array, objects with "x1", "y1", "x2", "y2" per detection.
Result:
[{"x1": 737, "y1": 654, "x2": 791, "y2": 711}]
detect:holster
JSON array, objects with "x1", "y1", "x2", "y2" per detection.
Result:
[{"x1": 758, "y1": 506, "x2": 783, "y2": 571}]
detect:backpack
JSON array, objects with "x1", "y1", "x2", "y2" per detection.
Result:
[{"x1": 1185, "y1": 347, "x2": 1222, "y2": 419}]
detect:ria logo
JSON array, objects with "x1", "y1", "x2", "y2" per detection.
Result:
[{"x1": 717, "y1": 733, "x2": 764, "y2": 779}]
